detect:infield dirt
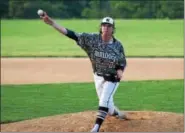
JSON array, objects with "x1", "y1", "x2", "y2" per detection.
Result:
[
  {"x1": 1, "y1": 111, "x2": 184, "y2": 132},
  {"x1": 1, "y1": 58, "x2": 184, "y2": 132}
]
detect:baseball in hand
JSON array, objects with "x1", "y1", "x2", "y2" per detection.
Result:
[{"x1": 37, "y1": 9, "x2": 44, "y2": 16}]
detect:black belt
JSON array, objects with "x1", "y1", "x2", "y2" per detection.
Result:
[
  {"x1": 95, "y1": 73, "x2": 120, "y2": 82},
  {"x1": 96, "y1": 73, "x2": 103, "y2": 76}
]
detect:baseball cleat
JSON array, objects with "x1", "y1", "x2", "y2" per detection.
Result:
[
  {"x1": 114, "y1": 106, "x2": 128, "y2": 120},
  {"x1": 90, "y1": 124, "x2": 100, "y2": 132},
  {"x1": 90, "y1": 129, "x2": 98, "y2": 132},
  {"x1": 116, "y1": 111, "x2": 128, "y2": 120}
]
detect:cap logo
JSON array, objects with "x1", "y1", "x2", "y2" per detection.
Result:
[{"x1": 106, "y1": 18, "x2": 109, "y2": 22}]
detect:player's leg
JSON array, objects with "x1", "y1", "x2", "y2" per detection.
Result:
[
  {"x1": 91, "y1": 74, "x2": 105, "y2": 132},
  {"x1": 93, "y1": 74, "x2": 105, "y2": 99},
  {"x1": 100, "y1": 81, "x2": 119, "y2": 115},
  {"x1": 106, "y1": 83, "x2": 128, "y2": 119},
  {"x1": 91, "y1": 81, "x2": 118, "y2": 132},
  {"x1": 105, "y1": 83, "x2": 119, "y2": 115},
  {"x1": 108, "y1": 97, "x2": 127, "y2": 119},
  {"x1": 108, "y1": 96, "x2": 120, "y2": 115}
]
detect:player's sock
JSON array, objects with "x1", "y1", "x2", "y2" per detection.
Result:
[{"x1": 91, "y1": 106, "x2": 108, "y2": 132}]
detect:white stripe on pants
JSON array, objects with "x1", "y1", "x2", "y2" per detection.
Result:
[{"x1": 94, "y1": 73, "x2": 119, "y2": 115}]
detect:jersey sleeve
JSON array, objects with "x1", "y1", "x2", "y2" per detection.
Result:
[
  {"x1": 116, "y1": 43, "x2": 127, "y2": 71},
  {"x1": 75, "y1": 32, "x2": 95, "y2": 50}
]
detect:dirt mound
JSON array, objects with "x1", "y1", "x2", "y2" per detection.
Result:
[{"x1": 1, "y1": 111, "x2": 184, "y2": 132}]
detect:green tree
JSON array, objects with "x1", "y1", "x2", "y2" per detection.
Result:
[
  {"x1": 8, "y1": 0, "x2": 25, "y2": 18},
  {"x1": 0, "y1": 0, "x2": 9, "y2": 18},
  {"x1": 159, "y1": 1, "x2": 184, "y2": 19},
  {"x1": 2, "y1": 0, "x2": 184, "y2": 19},
  {"x1": 23, "y1": 1, "x2": 52, "y2": 19},
  {"x1": 82, "y1": 0, "x2": 101, "y2": 18},
  {"x1": 110, "y1": 1, "x2": 137, "y2": 18}
]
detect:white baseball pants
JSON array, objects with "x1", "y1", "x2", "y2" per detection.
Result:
[{"x1": 93, "y1": 73, "x2": 119, "y2": 115}]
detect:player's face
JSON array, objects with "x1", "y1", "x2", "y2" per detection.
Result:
[{"x1": 101, "y1": 23, "x2": 113, "y2": 35}]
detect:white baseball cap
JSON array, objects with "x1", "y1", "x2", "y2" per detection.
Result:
[{"x1": 101, "y1": 17, "x2": 114, "y2": 25}]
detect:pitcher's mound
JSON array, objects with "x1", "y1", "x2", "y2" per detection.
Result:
[{"x1": 1, "y1": 111, "x2": 184, "y2": 132}]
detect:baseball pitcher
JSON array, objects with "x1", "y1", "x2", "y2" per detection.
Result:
[{"x1": 39, "y1": 11, "x2": 127, "y2": 132}]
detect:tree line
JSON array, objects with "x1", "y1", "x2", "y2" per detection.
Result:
[{"x1": 1, "y1": 0, "x2": 184, "y2": 19}]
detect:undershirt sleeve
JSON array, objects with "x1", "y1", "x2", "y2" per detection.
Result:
[{"x1": 65, "y1": 28, "x2": 78, "y2": 41}]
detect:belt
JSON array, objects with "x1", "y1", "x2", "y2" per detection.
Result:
[
  {"x1": 96, "y1": 73, "x2": 104, "y2": 77},
  {"x1": 95, "y1": 72, "x2": 120, "y2": 82}
]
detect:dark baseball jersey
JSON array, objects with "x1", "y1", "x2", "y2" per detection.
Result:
[{"x1": 66, "y1": 29, "x2": 127, "y2": 78}]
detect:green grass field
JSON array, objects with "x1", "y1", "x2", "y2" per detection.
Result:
[
  {"x1": 1, "y1": 19, "x2": 184, "y2": 57},
  {"x1": 1, "y1": 79, "x2": 184, "y2": 123}
]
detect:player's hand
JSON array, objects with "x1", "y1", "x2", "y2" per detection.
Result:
[
  {"x1": 116, "y1": 69, "x2": 123, "y2": 79},
  {"x1": 40, "y1": 12, "x2": 54, "y2": 25}
]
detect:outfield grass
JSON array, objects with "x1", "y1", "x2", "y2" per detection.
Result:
[
  {"x1": 1, "y1": 79, "x2": 184, "y2": 123},
  {"x1": 1, "y1": 19, "x2": 183, "y2": 57}
]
